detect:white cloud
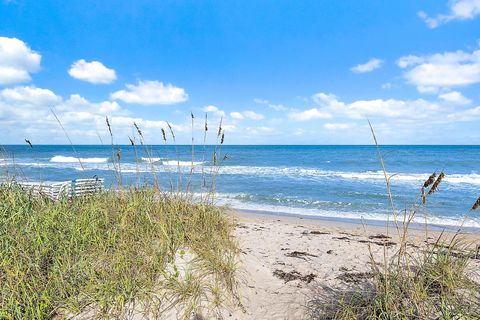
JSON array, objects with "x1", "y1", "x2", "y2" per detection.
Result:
[
  {"x1": 0, "y1": 37, "x2": 41, "y2": 85},
  {"x1": 350, "y1": 58, "x2": 383, "y2": 73},
  {"x1": 0, "y1": 86, "x2": 60, "y2": 105},
  {"x1": 230, "y1": 111, "x2": 244, "y2": 120},
  {"x1": 268, "y1": 103, "x2": 288, "y2": 111},
  {"x1": 397, "y1": 55, "x2": 425, "y2": 68},
  {"x1": 446, "y1": 106, "x2": 480, "y2": 121},
  {"x1": 230, "y1": 110, "x2": 264, "y2": 120},
  {"x1": 438, "y1": 91, "x2": 472, "y2": 105},
  {"x1": 68, "y1": 59, "x2": 117, "y2": 84},
  {"x1": 110, "y1": 80, "x2": 188, "y2": 105},
  {"x1": 253, "y1": 98, "x2": 268, "y2": 104},
  {"x1": 243, "y1": 111, "x2": 264, "y2": 120},
  {"x1": 0, "y1": 85, "x2": 188, "y2": 143},
  {"x1": 246, "y1": 126, "x2": 274, "y2": 135},
  {"x1": 419, "y1": 0, "x2": 480, "y2": 28},
  {"x1": 202, "y1": 105, "x2": 225, "y2": 117},
  {"x1": 289, "y1": 108, "x2": 332, "y2": 121},
  {"x1": 253, "y1": 98, "x2": 288, "y2": 111},
  {"x1": 397, "y1": 49, "x2": 480, "y2": 92},
  {"x1": 295, "y1": 92, "x2": 447, "y2": 122},
  {"x1": 324, "y1": 123, "x2": 355, "y2": 130},
  {"x1": 381, "y1": 82, "x2": 392, "y2": 90},
  {"x1": 308, "y1": 91, "x2": 480, "y2": 125}
]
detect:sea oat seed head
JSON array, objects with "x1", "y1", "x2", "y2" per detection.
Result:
[
  {"x1": 167, "y1": 122, "x2": 175, "y2": 139},
  {"x1": 217, "y1": 118, "x2": 223, "y2": 137},
  {"x1": 161, "y1": 128, "x2": 167, "y2": 142},
  {"x1": 421, "y1": 187, "x2": 426, "y2": 205},
  {"x1": 105, "y1": 116, "x2": 112, "y2": 135},
  {"x1": 471, "y1": 197, "x2": 480, "y2": 211},
  {"x1": 133, "y1": 122, "x2": 142, "y2": 137},
  {"x1": 428, "y1": 171, "x2": 445, "y2": 195},
  {"x1": 423, "y1": 172, "x2": 436, "y2": 188},
  {"x1": 25, "y1": 139, "x2": 33, "y2": 148}
]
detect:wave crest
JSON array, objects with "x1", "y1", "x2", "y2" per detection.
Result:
[
  {"x1": 140, "y1": 157, "x2": 163, "y2": 163},
  {"x1": 162, "y1": 160, "x2": 204, "y2": 166},
  {"x1": 50, "y1": 156, "x2": 109, "y2": 163}
]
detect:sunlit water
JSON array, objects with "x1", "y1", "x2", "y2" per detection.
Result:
[{"x1": 1, "y1": 145, "x2": 479, "y2": 228}]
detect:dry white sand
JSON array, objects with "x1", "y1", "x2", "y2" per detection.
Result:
[
  {"x1": 70, "y1": 210, "x2": 480, "y2": 319},
  {"x1": 226, "y1": 210, "x2": 480, "y2": 320}
]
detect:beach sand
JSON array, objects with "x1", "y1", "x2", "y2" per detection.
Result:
[{"x1": 226, "y1": 210, "x2": 480, "y2": 320}]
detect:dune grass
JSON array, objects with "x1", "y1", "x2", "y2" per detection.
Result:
[
  {"x1": 313, "y1": 238, "x2": 480, "y2": 319},
  {"x1": 0, "y1": 112, "x2": 239, "y2": 319},
  {"x1": 309, "y1": 123, "x2": 480, "y2": 319},
  {"x1": 0, "y1": 186, "x2": 239, "y2": 319}
]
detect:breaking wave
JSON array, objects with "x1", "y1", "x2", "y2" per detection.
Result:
[{"x1": 50, "y1": 156, "x2": 109, "y2": 163}]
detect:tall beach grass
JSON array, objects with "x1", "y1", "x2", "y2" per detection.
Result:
[
  {"x1": 309, "y1": 122, "x2": 480, "y2": 319},
  {"x1": 0, "y1": 115, "x2": 239, "y2": 319}
]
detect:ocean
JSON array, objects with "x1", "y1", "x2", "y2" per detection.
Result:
[{"x1": 1, "y1": 145, "x2": 479, "y2": 229}]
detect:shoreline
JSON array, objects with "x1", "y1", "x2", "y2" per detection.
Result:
[{"x1": 232, "y1": 207, "x2": 480, "y2": 234}]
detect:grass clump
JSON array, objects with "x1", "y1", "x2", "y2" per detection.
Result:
[
  {"x1": 315, "y1": 240, "x2": 480, "y2": 319},
  {"x1": 309, "y1": 123, "x2": 480, "y2": 319},
  {"x1": 0, "y1": 186, "x2": 239, "y2": 319}
]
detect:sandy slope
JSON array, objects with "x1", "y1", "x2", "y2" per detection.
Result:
[{"x1": 226, "y1": 211, "x2": 480, "y2": 320}]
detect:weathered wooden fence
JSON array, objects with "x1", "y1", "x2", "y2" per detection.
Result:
[{"x1": 14, "y1": 178, "x2": 104, "y2": 201}]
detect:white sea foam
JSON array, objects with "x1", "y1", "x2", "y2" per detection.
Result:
[
  {"x1": 141, "y1": 157, "x2": 163, "y2": 162},
  {"x1": 6, "y1": 159, "x2": 480, "y2": 186},
  {"x1": 212, "y1": 166, "x2": 480, "y2": 185},
  {"x1": 162, "y1": 160, "x2": 204, "y2": 166},
  {"x1": 212, "y1": 194, "x2": 480, "y2": 228},
  {"x1": 50, "y1": 156, "x2": 109, "y2": 163}
]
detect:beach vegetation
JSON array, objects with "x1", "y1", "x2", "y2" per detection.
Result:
[
  {"x1": 0, "y1": 115, "x2": 239, "y2": 319},
  {"x1": 309, "y1": 122, "x2": 480, "y2": 319}
]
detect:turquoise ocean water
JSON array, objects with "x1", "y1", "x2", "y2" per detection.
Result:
[{"x1": 1, "y1": 145, "x2": 479, "y2": 228}]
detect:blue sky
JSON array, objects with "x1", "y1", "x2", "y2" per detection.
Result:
[{"x1": 0, "y1": 0, "x2": 479, "y2": 144}]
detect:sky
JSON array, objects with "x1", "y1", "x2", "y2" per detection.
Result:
[{"x1": 0, "y1": 0, "x2": 480, "y2": 145}]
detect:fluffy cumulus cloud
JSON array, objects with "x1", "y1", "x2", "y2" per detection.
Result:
[
  {"x1": 68, "y1": 59, "x2": 117, "y2": 84},
  {"x1": 284, "y1": 91, "x2": 480, "y2": 143},
  {"x1": 230, "y1": 111, "x2": 244, "y2": 120},
  {"x1": 0, "y1": 85, "x2": 187, "y2": 143},
  {"x1": 316, "y1": 92, "x2": 444, "y2": 120},
  {"x1": 254, "y1": 98, "x2": 288, "y2": 111},
  {"x1": 243, "y1": 111, "x2": 264, "y2": 120},
  {"x1": 419, "y1": 0, "x2": 480, "y2": 28},
  {"x1": 292, "y1": 91, "x2": 480, "y2": 124},
  {"x1": 246, "y1": 126, "x2": 275, "y2": 135},
  {"x1": 0, "y1": 37, "x2": 41, "y2": 85},
  {"x1": 202, "y1": 105, "x2": 225, "y2": 117},
  {"x1": 289, "y1": 108, "x2": 332, "y2": 121},
  {"x1": 397, "y1": 48, "x2": 480, "y2": 93},
  {"x1": 446, "y1": 106, "x2": 480, "y2": 121},
  {"x1": 229, "y1": 110, "x2": 264, "y2": 120},
  {"x1": 323, "y1": 123, "x2": 355, "y2": 130},
  {"x1": 110, "y1": 80, "x2": 188, "y2": 105},
  {"x1": 350, "y1": 58, "x2": 383, "y2": 73},
  {"x1": 438, "y1": 91, "x2": 472, "y2": 105},
  {"x1": 0, "y1": 86, "x2": 60, "y2": 105}
]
